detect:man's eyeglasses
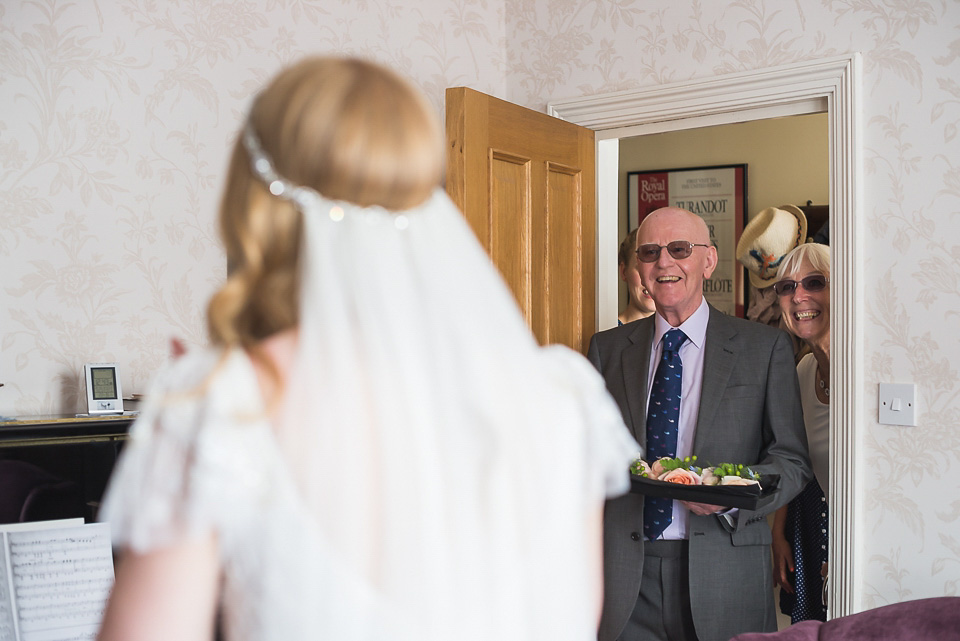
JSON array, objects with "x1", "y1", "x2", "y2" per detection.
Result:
[
  {"x1": 773, "y1": 274, "x2": 829, "y2": 297},
  {"x1": 636, "y1": 241, "x2": 711, "y2": 263}
]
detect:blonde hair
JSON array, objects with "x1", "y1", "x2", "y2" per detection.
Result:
[
  {"x1": 777, "y1": 242, "x2": 831, "y2": 281},
  {"x1": 207, "y1": 57, "x2": 444, "y2": 355},
  {"x1": 618, "y1": 227, "x2": 640, "y2": 267}
]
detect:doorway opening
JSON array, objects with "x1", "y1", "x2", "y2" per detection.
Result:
[
  {"x1": 616, "y1": 114, "x2": 829, "y2": 315},
  {"x1": 549, "y1": 54, "x2": 863, "y2": 618}
]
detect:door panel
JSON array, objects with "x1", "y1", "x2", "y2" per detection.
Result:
[
  {"x1": 490, "y1": 151, "x2": 532, "y2": 317},
  {"x1": 545, "y1": 162, "x2": 582, "y2": 349},
  {"x1": 445, "y1": 87, "x2": 596, "y2": 353}
]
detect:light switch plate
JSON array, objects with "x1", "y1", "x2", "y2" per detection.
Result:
[{"x1": 878, "y1": 383, "x2": 916, "y2": 426}]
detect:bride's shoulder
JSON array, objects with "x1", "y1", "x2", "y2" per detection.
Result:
[
  {"x1": 151, "y1": 346, "x2": 244, "y2": 392},
  {"x1": 538, "y1": 344, "x2": 605, "y2": 391},
  {"x1": 139, "y1": 345, "x2": 261, "y2": 419}
]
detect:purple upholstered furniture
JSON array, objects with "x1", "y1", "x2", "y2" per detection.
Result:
[{"x1": 729, "y1": 597, "x2": 960, "y2": 641}]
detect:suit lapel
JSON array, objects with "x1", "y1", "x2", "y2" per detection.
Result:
[
  {"x1": 622, "y1": 319, "x2": 654, "y2": 446},
  {"x1": 694, "y1": 307, "x2": 737, "y2": 453}
]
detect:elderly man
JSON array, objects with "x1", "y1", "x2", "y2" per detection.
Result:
[{"x1": 588, "y1": 207, "x2": 811, "y2": 641}]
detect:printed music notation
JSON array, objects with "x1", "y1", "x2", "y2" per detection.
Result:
[
  {"x1": 0, "y1": 522, "x2": 113, "y2": 641},
  {"x1": 0, "y1": 536, "x2": 13, "y2": 641}
]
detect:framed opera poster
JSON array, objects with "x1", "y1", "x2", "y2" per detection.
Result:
[{"x1": 627, "y1": 164, "x2": 748, "y2": 318}]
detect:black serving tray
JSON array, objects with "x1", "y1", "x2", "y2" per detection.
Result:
[{"x1": 629, "y1": 473, "x2": 780, "y2": 510}]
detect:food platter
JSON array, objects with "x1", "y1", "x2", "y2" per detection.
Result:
[{"x1": 628, "y1": 473, "x2": 781, "y2": 510}]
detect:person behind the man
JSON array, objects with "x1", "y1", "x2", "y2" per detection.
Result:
[{"x1": 588, "y1": 207, "x2": 812, "y2": 641}]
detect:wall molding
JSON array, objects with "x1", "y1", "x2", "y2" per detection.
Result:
[{"x1": 549, "y1": 54, "x2": 864, "y2": 618}]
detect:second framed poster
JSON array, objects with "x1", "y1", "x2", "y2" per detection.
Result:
[{"x1": 627, "y1": 164, "x2": 747, "y2": 318}]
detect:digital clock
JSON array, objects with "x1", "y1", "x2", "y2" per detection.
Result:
[{"x1": 84, "y1": 362, "x2": 124, "y2": 414}]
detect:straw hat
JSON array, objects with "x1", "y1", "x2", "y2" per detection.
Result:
[{"x1": 736, "y1": 205, "x2": 807, "y2": 288}]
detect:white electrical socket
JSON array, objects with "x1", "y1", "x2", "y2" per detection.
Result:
[{"x1": 878, "y1": 383, "x2": 917, "y2": 426}]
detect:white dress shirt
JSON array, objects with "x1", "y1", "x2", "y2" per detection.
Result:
[{"x1": 646, "y1": 297, "x2": 710, "y2": 540}]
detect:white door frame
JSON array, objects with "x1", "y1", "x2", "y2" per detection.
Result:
[{"x1": 549, "y1": 53, "x2": 863, "y2": 618}]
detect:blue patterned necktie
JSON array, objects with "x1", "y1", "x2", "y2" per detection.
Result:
[{"x1": 643, "y1": 328, "x2": 687, "y2": 541}]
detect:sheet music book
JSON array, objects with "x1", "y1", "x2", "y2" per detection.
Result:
[{"x1": 0, "y1": 519, "x2": 114, "y2": 641}]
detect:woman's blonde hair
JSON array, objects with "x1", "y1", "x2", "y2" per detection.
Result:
[
  {"x1": 207, "y1": 57, "x2": 444, "y2": 353},
  {"x1": 777, "y1": 241, "x2": 831, "y2": 281},
  {"x1": 617, "y1": 227, "x2": 640, "y2": 267}
]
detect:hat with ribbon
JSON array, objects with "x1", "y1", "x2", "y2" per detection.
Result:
[{"x1": 736, "y1": 205, "x2": 807, "y2": 289}]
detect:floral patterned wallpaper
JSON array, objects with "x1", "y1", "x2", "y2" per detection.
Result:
[
  {"x1": 2, "y1": 0, "x2": 958, "y2": 613},
  {"x1": 1, "y1": 0, "x2": 506, "y2": 412}
]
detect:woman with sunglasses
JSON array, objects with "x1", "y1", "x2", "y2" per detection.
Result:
[
  {"x1": 616, "y1": 227, "x2": 657, "y2": 325},
  {"x1": 770, "y1": 241, "x2": 831, "y2": 624}
]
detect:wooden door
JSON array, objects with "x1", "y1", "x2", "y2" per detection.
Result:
[{"x1": 445, "y1": 87, "x2": 596, "y2": 353}]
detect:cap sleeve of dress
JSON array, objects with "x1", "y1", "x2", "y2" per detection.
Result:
[
  {"x1": 541, "y1": 345, "x2": 639, "y2": 500},
  {"x1": 98, "y1": 348, "x2": 265, "y2": 553}
]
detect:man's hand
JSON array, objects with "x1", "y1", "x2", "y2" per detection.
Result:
[{"x1": 680, "y1": 500, "x2": 723, "y2": 516}]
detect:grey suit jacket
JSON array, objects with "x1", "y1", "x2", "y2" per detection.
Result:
[{"x1": 588, "y1": 305, "x2": 811, "y2": 641}]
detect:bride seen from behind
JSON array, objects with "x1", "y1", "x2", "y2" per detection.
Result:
[{"x1": 96, "y1": 56, "x2": 638, "y2": 641}]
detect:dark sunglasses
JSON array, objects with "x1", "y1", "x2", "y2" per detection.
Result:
[
  {"x1": 773, "y1": 274, "x2": 829, "y2": 297},
  {"x1": 636, "y1": 241, "x2": 711, "y2": 263}
]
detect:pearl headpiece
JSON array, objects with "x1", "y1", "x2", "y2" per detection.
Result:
[{"x1": 241, "y1": 120, "x2": 409, "y2": 229}]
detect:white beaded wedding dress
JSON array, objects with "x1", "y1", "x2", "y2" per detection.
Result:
[{"x1": 100, "y1": 128, "x2": 638, "y2": 641}]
